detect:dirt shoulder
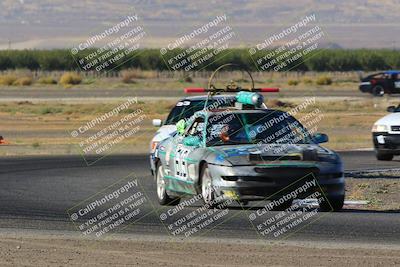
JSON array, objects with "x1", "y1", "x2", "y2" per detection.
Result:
[
  {"x1": 345, "y1": 178, "x2": 400, "y2": 211},
  {"x1": 0, "y1": 232, "x2": 399, "y2": 266}
]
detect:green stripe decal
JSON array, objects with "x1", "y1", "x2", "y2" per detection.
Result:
[
  {"x1": 166, "y1": 186, "x2": 193, "y2": 195},
  {"x1": 164, "y1": 175, "x2": 195, "y2": 184}
]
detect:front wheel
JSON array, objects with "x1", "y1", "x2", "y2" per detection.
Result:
[
  {"x1": 200, "y1": 164, "x2": 217, "y2": 206},
  {"x1": 372, "y1": 85, "x2": 384, "y2": 96},
  {"x1": 319, "y1": 195, "x2": 344, "y2": 211},
  {"x1": 376, "y1": 151, "x2": 393, "y2": 161},
  {"x1": 156, "y1": 163, "x2": 180, "y2": 205}
]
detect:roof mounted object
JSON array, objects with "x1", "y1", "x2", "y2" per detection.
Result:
[{"x1": 184, "y1": 63, "x2": 279, "y2": 94}]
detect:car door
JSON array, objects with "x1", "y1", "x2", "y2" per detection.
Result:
[
  {"x1": 168, "y1": 116, "x2": 205, "y2": 192},
  {"x1": 386, "y1": 73, "x2": 397, "y2": 93},
  {"x1": 393, "y1": 73, "x2": 400, "y2": 93}
]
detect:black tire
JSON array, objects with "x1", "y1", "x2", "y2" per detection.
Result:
[
  {"x1": 271, "y1": 199, "x2": 293, "y2": 211},
  {"x1": 372, "y1": 85, "x2": 384, "y2": 96},
  {"x1": 156, "y1": 163, "x2": 180, "y2": 206},
  {"x1": 376, "y1": 151, "x2": 393, "y2": 161},
  {"x1": 319, "y1": 195, "x2": 344, "y2": 212},
  {"x1": 200, "y1": 164, "x2": 217, "y2": 207}
]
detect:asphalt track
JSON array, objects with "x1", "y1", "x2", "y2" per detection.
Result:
[{"x1": 0, "y1": 151, "x2": 399, "y2": 245}]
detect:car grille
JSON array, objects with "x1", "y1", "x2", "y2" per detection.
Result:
[
  {"x1": 248, "y1": 154, "x2": 302, "y2": 162},
  {"x1": 391, "y1": 126, "x2": 400, "y2": 132},
  {"x1": 221, "y1": 176, "x2": 273, "y2": 182},
  {"x1": 222, "y1": 167, "x2": 319, "y2": 184},
  {"x1": 221, "y1": 170, "x2": 342, "y2": 183}
]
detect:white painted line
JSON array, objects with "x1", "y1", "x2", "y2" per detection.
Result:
[
  {"x1": 336, "y1": 147, "x2": 374, "y2": 152},
  {"x1": 294, "y1": 199, "x2": 319, "y2": 208},
  {"x1": 294, "y1": 199, "x2": 370, "y2": 207},
  {"x1": 344, "y1": 200, "x2": 370, "y2": 205},
  {"x1": 346, "y1": 168, "x2": 400, "y2": 174}
]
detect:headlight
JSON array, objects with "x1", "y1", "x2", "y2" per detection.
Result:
[
  {"x1": 372, "y1": 124, "x2": 389, "y2": 132},
  {"x1": 317, "y1": 153, "x2": 338, "y2": 162}
]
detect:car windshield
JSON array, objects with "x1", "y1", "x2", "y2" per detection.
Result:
[
  {"x1": 206, "y1": 111, "x2": 313, "y2": 146},
  {"x1": 392, "y1": 105, "x2": 400, "y2": 112},
  {"x1": 165, "y1": 98, "x2": 234, "y2": 125}
]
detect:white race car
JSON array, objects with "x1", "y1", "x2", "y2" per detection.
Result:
[
  {"x1": 372, "y1": 105, "x2": 400, "y2": 160},
  {"x1": 149, "y1": 64, "x2": 278, "y2": 174}
]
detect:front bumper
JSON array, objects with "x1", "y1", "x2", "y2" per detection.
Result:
[
  {"x1": 150, "y1": 154, "x2": 156, "y2": 175},
  {"x1": 208, "y1": 163, "x2": 345, "y2": 201},
  {"x1": 373, "y1": 132, "x2": 400, "y2": 154}
]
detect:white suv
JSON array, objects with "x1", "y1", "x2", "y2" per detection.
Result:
[{"x1": 372, "y1": 105, "x2": 400, "y2": 160}]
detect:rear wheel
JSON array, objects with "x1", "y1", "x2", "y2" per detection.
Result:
[
  {"x1": 372, "y1": 85, "x2": 384, "y2": 96},
  {"x1": 156, "y1": 163, "x2": 180, "y2": 205},
  {"x1": 319, "y1": 195, "x2": 344, "y2": 211},
  {"x1": 376, "y1": 151, "x2": 393, "y2": 161}
]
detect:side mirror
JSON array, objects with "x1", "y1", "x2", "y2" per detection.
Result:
[
  {"x1": 387, "y1": 106, "x2": 396, "y2": 113},
  {"x1": 313, "y1": 133, "x2": 328, "y2": 144},
  {"x1": 183, "y1": 136, "x2": 201, "y2": 147},
  {"x1": 152, "y1": 119, "x2": 162, "y2": 127}
]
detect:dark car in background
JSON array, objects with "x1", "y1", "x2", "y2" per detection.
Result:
[{"x1": 359, "y1": 71, "x2": 400, "y2": 96}]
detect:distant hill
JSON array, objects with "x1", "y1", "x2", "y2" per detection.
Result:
[{"x1": 1, "y1": 0, "x2": 400, "y2": 49}]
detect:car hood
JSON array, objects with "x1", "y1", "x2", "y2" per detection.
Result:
[
  {"x1": 152, "y1": 125, "x2": 177, "y2": 142},
  {"x1": 209, "y1": 143, "x2": 338, "y2": 165},
  {"x1": 374, "y1": 113, "x2": 400, "y2": 126}
]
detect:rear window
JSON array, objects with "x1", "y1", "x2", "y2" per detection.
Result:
[{"x1": 370, "y1": 73, "x2": 385, "y2": 79}]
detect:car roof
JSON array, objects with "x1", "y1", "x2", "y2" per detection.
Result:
[
  {"x1": 200, "y1": 108, "x2": 284, "y2": 116},
  {"x1": 384, "y1": 70, "x2": 400, "y2": 74},
  {"x1": 180, "y1": 94, "x2": 236, "y2": 101}
]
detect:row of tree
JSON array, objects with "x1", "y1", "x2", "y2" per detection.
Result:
[{"x1": 0, "y1": 49, "x2": 399, "y2": 71}]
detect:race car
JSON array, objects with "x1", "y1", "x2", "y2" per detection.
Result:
[
  {"x1": 372, "y1": 104, "x2": 400, "y2": 160},
  {"x1": 153, "y1": 90, "x2": 345, "y2": 211},
  {"x1": 359, "y1": 70, "x2": 400, "y2": 96},
  {"x1": 149, "y1": 64, "x2": 272, "y2": 175}
]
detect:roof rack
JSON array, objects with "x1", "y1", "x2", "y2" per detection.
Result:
[{"x1": 184, "y1": 63, "x2": 279, "y2": 94}]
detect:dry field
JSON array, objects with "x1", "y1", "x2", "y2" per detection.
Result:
[
  {"x1": 0, "y1": 69, "x2": 363, "y2": 91},
  {"x1": 0, "y1": 97, "x2": 396, "y2": 156}
]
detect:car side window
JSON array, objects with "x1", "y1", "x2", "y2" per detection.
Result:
[
  {"x1": 185, "y1": 117, "x2": 205, "y2": 139},
  {"x1": 372, "y1": 74, "x2": 384, "y2": 79}
]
